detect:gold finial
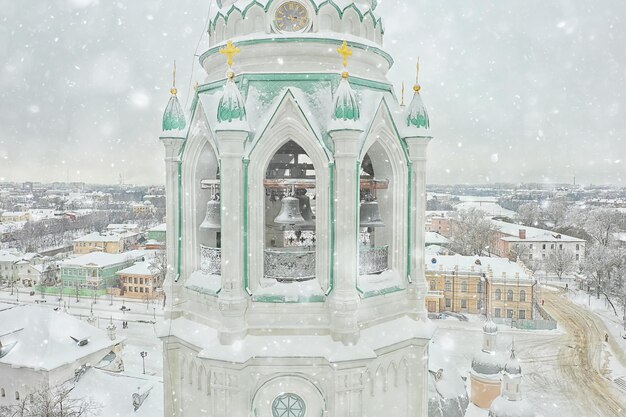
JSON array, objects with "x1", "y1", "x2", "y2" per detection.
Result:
[
  {"x1": 170, "y1": 60, "x2": 177, "y2": 95},
  {"x1": 413, "y1": 57, "x2": 421, "y2": 93},
  {"x1": 220, "y1": 40, "x2": 240, "y2": 68},
  {"x1": 401, "y1": 81, "x2": 405, "y2": 106},
  {"x1": 193, "y1": 81, "x2": 199, "y2": 92},
  {"x1": 337, "y1": 40, "x2": 353, "y2": 69}
]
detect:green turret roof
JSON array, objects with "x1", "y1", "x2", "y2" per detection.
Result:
[
  {"x1": 217, "y1": 73, "x2": 247, "y2": 124},
  {"x1": 406, "y1": 84, "x2": 429, "y2": 129},
  {"x1": 332, "y1": 74, "x2": 360, "y2": 122},
  {"x1": 162, "y1": 88, "x2": 187, "y2": 131}
]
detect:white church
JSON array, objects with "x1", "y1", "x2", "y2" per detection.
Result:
[{"x1": 158, "y1": 1, "x2": 434, "y2": 416}]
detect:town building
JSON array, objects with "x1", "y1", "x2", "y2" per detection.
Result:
[
  {"x1": 147, "y1": 223, "x2": 166, "y2": 243},
  {"x1": 130, "y1": 201, "x2": 155, "y2": 215},
  {"x1": 106, "y1": 223, "x2": 140, "y2": 233},
  {"x1": 425, "y1": 255, "x2": 536, "y2": 321},
  {"x1": 0, "y1": 211, "x2": 31, "y2": 223},
  {"x1": 0, "y1": 303, "x2": 123, "y2": 406},
  {"x1": 58, "y1": 250, "x2": 145, "y2": 296},
  {"x1": 426, "y1": 213, "x2": 453, "y2": 237},
  {"x1": 117, "y1": 261, "x2": 159, "y2": 300},
  {"x1": 491, "y1": 219, "x2": 586, "y2": 265},
  {"x1": 158, "y1": 1, "x2": 435, "y2": 415},
  {"x1": 72, "y1": 231, "x2": 139, "y2": 255}
]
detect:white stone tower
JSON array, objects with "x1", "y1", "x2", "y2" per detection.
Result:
[
  {"x1": 158, "y1": 1, "x2": 434, "y2": 416},
  {"x1": 488, "y1": 343, "x2": 535, "y2": 417}
]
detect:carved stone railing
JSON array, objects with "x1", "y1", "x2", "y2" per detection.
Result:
[
  {"x1": 200, "y1": 245, "x2": 221, "y2": 275},
  {"x1": 359, "y1": 245, "x2": 389, "y2": 275},
  {"x1": 264, "y1": 248, "x2": 316, "y2": 282}
]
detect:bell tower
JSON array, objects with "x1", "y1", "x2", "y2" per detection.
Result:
[{"x1": 159, "y1": 1, "x2": 435, "y2": 416}]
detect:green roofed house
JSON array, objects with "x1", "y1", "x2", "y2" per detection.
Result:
[
  {"x1": 59, "y1": 250, "x2": 146, "y2": 296},
  {"x1": 147, "y1": 224, "x2": 166, "y2": 243}
]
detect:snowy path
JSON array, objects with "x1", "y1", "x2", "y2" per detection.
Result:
[{"x1": 542, "y1": 288, "x2": 626, "y2": 417}]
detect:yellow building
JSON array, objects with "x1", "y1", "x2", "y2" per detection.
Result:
[
  {"x1": 0, "y1": 212, "x2": 31, "y2": 223},
  {"x1": 73, "y1": 232, "x2": 138, "y2": 255},
  {"x1": 116, "y1": 261, "x2": 159, "y2": 300},
  {"x1": 425, "y1": 255, "x2": 535, "y2": 321}
]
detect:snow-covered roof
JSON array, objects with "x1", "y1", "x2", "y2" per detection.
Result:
[
  {"x1": 489, "y1": 396, "x2": 535, "y2": 417},
  {"x1": 426, "y1": 232, "x2": 450, "y2": 245},
  {"x1": 471, "y1": 349, "x2": 504, "y2": 378},
  {"x1": 106, "y1": 223, "x2": 139, "y2": 230},
  {"x1": 148, "y1": 223, "x2": 166, "y2": 232},
  {"x1": 73, "y1": 231, "x2": 138, "y2": 243},
  {"x1": 0, "y1": 305, "x2": 123, "y2": 371},
  {"x1": 492, "y1": 220, "x2": 585, "y2": 243},
  {"x1": 61, "y1": 251, "x2": 146, "y2": 268},
  {"x1": 426, "y1": 255, "x2": 533, "y2": 281},
  {"x1": 116, "y1": 261, "x2": 157, "y2": 277},
  {"x1": 0, "y1": 251, "x2": 20, "y2": 263},
  {"x1": 0, "y1": 211, "x2": 28, "y2": 217}
]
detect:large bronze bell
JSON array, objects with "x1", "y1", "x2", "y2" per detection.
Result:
[
  {"x1": 360, "y1": 200, "x2": 385, "y2": 228},
  {"x1": 296, "y1": 193, "x2": 315, "y2": 229},
  {"x1": 200, "y1": 198, "x2": 221, "y2": 231},
  {"x1": 274, "y1": 196, "x2": 306, "y2": 225}
]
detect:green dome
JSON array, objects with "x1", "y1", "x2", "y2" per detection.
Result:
[
  {"x1": 217, "y1": 75, "x2": 247, "y2": 124},
  {"x1": 333, "y1": 75, "x2": 360, "y2": 122},
  {"x1": 162, "y1": 90, "x2": 187, "y2": 131},
  {"x1": 406, "y1": 85, "x2": 430, "y2": 129}
]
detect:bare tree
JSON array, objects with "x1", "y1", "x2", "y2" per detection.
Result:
[
  {"x1": 583, "y1": 243, "x2": 626, "y2": 315},
  {"x1": 583, "y1": 209, "x2": 622, "y2": 247},
  {"x1": 0, "y1": 385, "x2": 101, "y2": 417},
  {"x1": 543, "y1": 200, "x2": 568, "y2": 228},
  {"x1": 450, "y1": 208, "x2": 500, "y2": 256},
  {"x1": 544, "y1": 249, "x2": 576, "y2": 280},
  {"x1": 516, "y1": 202, "x2": 541, "y2": 227},
  {"x1": 150, "y1": 249, "x2": 168, "y2": 288}
]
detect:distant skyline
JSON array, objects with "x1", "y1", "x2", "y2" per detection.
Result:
[{"x1": 0, "y1": 0, "x2": 624, "y2": 185}]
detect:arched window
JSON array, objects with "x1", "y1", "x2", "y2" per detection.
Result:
[
  {"x1": 264, "y1": 141, "x2": 317, "y2": 282},
  {"x1": 15, "y1": 391, "x2": 19, "y2": 401},
  {"x1": 461, "y1": 281, "x2": 468, "y2": 293},
  {"x1": 495, "y1": 289, "x2": 501, "y2": 300},
  {"x1": 1, "y1": 388, "x2": 5, "y2": 397},
  {"x1": 445, "y1": 281, "x2": 452, "y2": 291},
  {"x1": 507, "y1": 290, "x2": 514, "y2": 301},
  {"x1": 520, "y1": 290, "x2": 526, "y2": 302},
  {"x1": 429, "y1": 280, "x2": 436, "y2": 291}
]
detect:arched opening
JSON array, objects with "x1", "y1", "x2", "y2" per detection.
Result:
[
  {"x1": 495, "y1": 289, "x2": 502, "y2": 300},
  {"x1": 15, "y1": 391, "x2": 19, "y2": 401},
  {"x1": 507, "y1": 290, "x2": 514, "y2": 301},
  {"x1": 520, "y1": 290, "x2": 526, "y2": 302},
  {"x1": 263, "y1": 141, "x2": 317, "y2": 284}
]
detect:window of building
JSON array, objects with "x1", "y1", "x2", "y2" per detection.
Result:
[
  {"x1": 461, "y1": 282, "x2": 468, "y2": 293},
  {"x1": 15, "y1": 391, "x2": 19, "y2": 400},
  {"x1": 140, "y1": 277, "x2": 144, "y2": 285},
  {"x1": 576, "y1": 244, "x2": 580, "y2": 251},
  {"x1": 550, "y1": 244, "x2": 554, "y2": 249},
  {"x1": 495, "y1": 308, "x2": 501, "y2": 318},
  {"x1": 445, "y1": 281, "x2": 452, "y2": 291},
  {"x1": 495, "y1": 289, "x2": 501, "y2": 300},
  {"x1": 1, "y1": 388, "x2": 4, "y2": 397},
  {"x1": 134, "y1": 277, "x2": 137, "y2": 284},
  {"x1": 576, "y1": 254, "x2": 579, "y2": 261},
  {"x1": 529, "y1": 244, "x2": 534, "y2": 250},
  {"x1": 429, "y1": 280, "x2": 436, "y2": 291},
  {"x1": 559, "y1": 244, "x2": 563, "y2": 250},
  {"x1": 461, "y1": 299, "x2": 467, "y2": 309},
  {"x1": 542, "y1": 244, "x2": 546, "y2": 250},
  {"x1": 477, "y1": 281, "x2": 483, "y2": 293},
  {"x1": 519, "y1": 310, "x2": 526, "y2": 319},
  {"x1": 507, "y1": 309, "x2": 514, "y2": 319},
  {"x1": 507, "y1": 290, "x2": 514, "y2": 301},
  {"x1": 140, "y1": 287, "x2": 144, "y2": 293},
  {"x1": 542, "y1": 254, "x2": 546, "y2": 259},
  {"x1": 134, "y1": 287, "x2": 138, "y2": 292},
  {"x1": 520, "y1": 290, "x2": 526, "y2": 302},
  {"x1": 445, "y1": 298, "x2": 451, "y2": 308},
  {"x1": 529, "y1": 254, "x2": 533, "y2": 260}
]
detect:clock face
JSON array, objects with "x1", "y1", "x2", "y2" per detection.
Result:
[{"x1": 274, "y1": 1, "x2": 310, "y2": 33}]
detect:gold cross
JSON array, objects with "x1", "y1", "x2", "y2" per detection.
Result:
[
  {"x1": 219, "y1": 40, "x2": 240, "y2": 68},
  {"x1": 337, "y1": 41, "x2": 352, "y2": 68}
]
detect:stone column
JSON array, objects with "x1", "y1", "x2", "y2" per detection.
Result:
[
  {"x1": 329, "y1": 128, "x2": 362, "y2": 344},
  {"x1": 215, "y1": 129, "x2": 249, "y2": 345},
  {"x1": 404, "y1": 135, "x2": 432, "y2": 320},
  {"x1": 160, "y1": 136, "x2": 185, "y2": 321}
]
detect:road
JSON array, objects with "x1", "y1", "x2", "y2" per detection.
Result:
[{"x1": 540, "y1": 287, "x2": 626, "y2": 417}]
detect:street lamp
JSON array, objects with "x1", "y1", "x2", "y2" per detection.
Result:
[{"x1": 140, "y1": 351, "x2": 148, "y2": 375}]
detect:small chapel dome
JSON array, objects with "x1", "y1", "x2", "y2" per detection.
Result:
[
  {"x1": 405, "y1": 61, "x2": 430, "y2": 129},
  {"x1": 503, "y1": 350, "x2": 522, "y2": 376},
  {"x1": 162, "y1": 89, "x2": 187, "y2": 133},
  {"x1": 483, "y1": 318, "x2": 498, "y2": 335},
  {"x1": 471, "y1": 350, "x2": 503, "y2": 377}
]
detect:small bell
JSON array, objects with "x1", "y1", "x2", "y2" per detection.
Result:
[
  {"x1": 360, "y1": 200, "x2": 384, "y2": 228},
  {"x1": 200, "y1": 188, "x2": 221, "y2": 231},
  {"x1": 274, "y1": 187, "x2": 306, "y2": 226}
]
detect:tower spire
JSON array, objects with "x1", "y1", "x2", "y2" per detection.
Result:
[
  {"x1": 332, "y1": 41, "x2": 360, "y2": 122},
  {"x1": 162, "y1": 61, "x2": 187, "y2": 132},
  {"x1": 216, "y1": 40, "x2": 248, "y2": 126}
]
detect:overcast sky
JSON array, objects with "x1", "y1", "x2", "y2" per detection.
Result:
[{"x1": 0, "y1": 0, "x2": 624, "y2": 186}]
